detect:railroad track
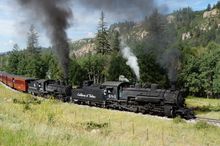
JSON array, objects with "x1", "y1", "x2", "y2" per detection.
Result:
[{"x1": 196, "y1": 117, "x2": 220, "y2": 125}]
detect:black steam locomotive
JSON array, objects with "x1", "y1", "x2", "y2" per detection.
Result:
[
  {"x1": 28, "y1": 79, "x2": 72, "y2": 101},
  {"x1": 72, "y1": 81, "x2": 194, "y2": 119}
]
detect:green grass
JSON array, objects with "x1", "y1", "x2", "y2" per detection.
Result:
[
  {"x1": 186, "y1": 96, "x2": 220, "y2": 119},
  {"x1": 0, "y1": 84, "x2": 220, "y2": 146}
]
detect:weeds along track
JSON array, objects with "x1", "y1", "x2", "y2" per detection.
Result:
[{"x1": 196, "y1": 117, "x2": 220, "y2": 126}]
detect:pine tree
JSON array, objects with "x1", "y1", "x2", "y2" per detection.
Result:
[
  {"x1": 24, "y1": 25, "x2": 46, "y2": 78},
  {"x1": 148, "y1": 9, "x2": 165, "y2": 37},
  {"x1": 147, "y1": 9, "x2": 166, "y2": 53},
  {"x1": 216, "y1": 1, "x2": 220, "y2": 9},
  {"x1": 95, "y1": 11, "x2": 111, "y2": 55},
  {"x1": 27, "y1": 25, "x2": 40, "y2": 55},
  {"x1": 207, "y1": 4, "x2": 211, "y2": 11},
  {"x1": 7, "y1": 44, "x2": 20, "y2": 74},
  {"x1": 111, "y1": 31, "x2": 120, "y2": 53}
]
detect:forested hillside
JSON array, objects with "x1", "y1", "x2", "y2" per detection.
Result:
[{"x1": 2, "y1": 2, "x2": 220, "y2": 97}]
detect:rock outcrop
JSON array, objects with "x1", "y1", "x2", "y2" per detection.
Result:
[{"x1": 203, "y1": 9, "x2": 219, "y2": 18}]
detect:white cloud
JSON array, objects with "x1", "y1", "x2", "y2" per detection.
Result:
[
  {"x1": 86, "y1": 32, "x2": 95, "y2": 38},
  {"x1": 0, "y1": 20, "x2": 17, "y2": 36},
  {"x1": 0, "y1": 1, "x2": 15, "y2": 14},
  {"x1": 0, "y1": 40, "x2": 14, "y2": 53},
  {"x1": 8, "y1": 40, "x2": 15, "y2": 46}
]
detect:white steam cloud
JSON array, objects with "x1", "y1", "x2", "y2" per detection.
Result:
[{"x1": 121, "y1": 44, "x2": 140, "y2": 80}]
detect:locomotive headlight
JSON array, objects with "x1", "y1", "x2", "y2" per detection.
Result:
[{"x1": 104, "y1": 89, "x2": 107, "y2": 95}]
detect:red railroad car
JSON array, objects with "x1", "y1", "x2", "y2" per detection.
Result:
[
  {"x1": 6, "y1": 75, "x2": 14, "y2": 88},
  {"x1": 0, "y1": 72, "x2": 2, "y2": 82},
  {"x1": 2, "y1": 73, "x2": 7, "y2": 84},
  {"x1": 13, "y1": 76, "x2": 35, "y2": 92}
]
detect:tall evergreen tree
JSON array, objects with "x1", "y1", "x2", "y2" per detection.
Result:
[
  {"x1": 111, "y1": 31, "x2": 120, "y2": 53},
  {"x1": 7, "y1": 44, "x2": 20, "y2": 74},
  {"x1": 216, "y1": 1, "x2": 220, "y2": 9},
  {"x1": 25, "y1": 25, "x2": 45, "y2": 78},
  {"x1": 27, "y1": 25, "x2": 40, "y2": 54},
  {"x1": 147, "y1": 9, "x2": 166, "y2": 53},
  {"x1": 174, "y1": 7, "x2": 194, "y2": 29},
  {"x1": 148, "y1": 9, "x2": 166, "y2": 37},
  {"x1": 95, "y1": 11, "x2": 111, "y2": 55},
  {"x1": 69, "y1": 59, "x2": 87, "y2": 85},
  {"x1": 108, "y1": 53, "x2": 134, "y2": 81},
  {"x1": 207, "y1": 4, "x2": 212, "y2": 11}
]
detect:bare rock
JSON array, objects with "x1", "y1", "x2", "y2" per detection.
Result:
[
  {"x1": 203, "y1": 9, "x2": 219, "y2": 18},
  {"x1": 167, "y1": 15, "x2": 175, "y2": 24},
  {"x1": 74, "y1": 43, "x2": 96, "y2": 58},
  {"x1": 182, "y1": 32, "x2": 191, "y2": 41}
]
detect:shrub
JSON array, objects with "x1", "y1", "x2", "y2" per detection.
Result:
[
  {"x1": 47, "y1": 113, "x2": 55, "y2": 124},
  {"x1": 23, "y1": 102, "x2": 31, "y2": 111},
  {"x1": 82, "y1": 121, "x2": 109, "y2": 130},
  {"x1": 194, "y1": 121, "x2": 214, "y2": 130},
  {"x1": 13, "y1": 98, "x2": 18, "y2": 103},
  {"x1": 13, "y1": 95, "x2": 41, "y2": 105},
  {"x1": 173, "y1": 116, "x2": 186, "y2": 124}
]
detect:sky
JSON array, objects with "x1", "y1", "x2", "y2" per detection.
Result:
[{"x1": 0, "y1": 0, "x2": 219, "y2": 53}]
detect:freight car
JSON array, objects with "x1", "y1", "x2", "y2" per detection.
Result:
[
  {"x1": 72, "y1": 81, "x2": 194, "y2": 119},
  {"x1": 0, "y1": 72, "x2": 2, "y2": 82},
  {"x1": 0, "y1": 71, "x2": 35, "y2": 92},
  {"x1": 13, "y1": 76, "x2": 35, "y2": 92},
  {"x1": 0, "y1": 72, "x2": 3, "y2": 82},
  {"x1": 6, "y1": 74, "x2": 14, "y2": 88},
  {"x1": 2, "y1": 72, "x2": 7, "y2": 84}
]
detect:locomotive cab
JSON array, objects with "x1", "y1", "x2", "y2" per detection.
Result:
[{"x1": 102, "y1": 81, "x2": 130, "y2": 100}]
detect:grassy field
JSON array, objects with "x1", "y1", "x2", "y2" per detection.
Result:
[
  {"x1": 186, "y1": 96, "x2": 220, "y2": 119},
  {"x1": 0, "y1": 84, "x2": 220, "y2": 146}
]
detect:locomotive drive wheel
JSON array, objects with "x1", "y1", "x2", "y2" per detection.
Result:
[
  {"x1": 139, "y1": 108, "x2": 146, "y2": 114},
  {"x1": 164, "y1": 105, "x2": 174, "y2": 118}
]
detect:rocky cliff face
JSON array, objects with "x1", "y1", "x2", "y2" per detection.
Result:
[
  {"x1": 73, "y1": 43, "x2": 96, "y2": 58},
  {"x1": 203, "y1": 9, "x2": 219, "y2": 18},
  {"x1": 69, "y1": 38, "x2": 95, "y2": 58}
]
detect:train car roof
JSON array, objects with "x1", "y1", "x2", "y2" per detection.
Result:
[
  {"x1": 102, "y1": 81, "x2": 130, "y2": 87},
  {"x1": 0, "y1": 72, "x2": 35, "y2": 80},
  {"x1": 13, "y1": 75, "x2": 35, "y2": 81}
]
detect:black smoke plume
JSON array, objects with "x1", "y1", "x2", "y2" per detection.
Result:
[
  {"x1": 16, "y1": 0, "x2": 73, "y2": 79},
  {"x1": 145, "y1": 9, "x2": 181, "y2": 82},
  {"x1": 76, "y1": 0, "x2": 156, "y2": 20},
  {"x1": 160, "y1": 48, "x2": 181, "y2": 82}
]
